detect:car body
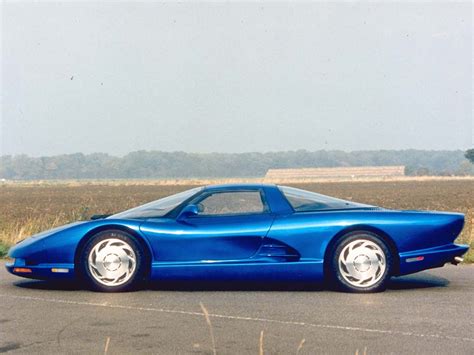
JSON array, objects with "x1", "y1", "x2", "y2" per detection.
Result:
[{"x1": 6, "y1": 184, "x2": 469, "y2": 292}]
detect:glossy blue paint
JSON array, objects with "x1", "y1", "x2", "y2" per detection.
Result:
[
  {"x1": 6, "y1": 184, "x2": 469, "y2": 284},
  {"x1": 140, "y1": 213, "x2": 274, "y2": 261}
]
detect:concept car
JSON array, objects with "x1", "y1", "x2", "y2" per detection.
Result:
[{"x1": 6, "y1": 184, "x2": 468, "y2": 292}]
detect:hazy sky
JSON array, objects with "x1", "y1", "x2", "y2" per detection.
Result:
[{"x1": 1, "y1": 1, "x2": 472, "y2": 156}]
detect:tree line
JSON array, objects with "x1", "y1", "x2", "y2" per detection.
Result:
[{"x1": 1, "y1": 150, "x2": 473, "y2": 180}]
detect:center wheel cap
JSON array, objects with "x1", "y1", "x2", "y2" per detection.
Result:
[
  {"x1": 103, "y1": 254, "x2": 121, "y2": 271},
  {"x1": 353, "y1": 254, "x2": 371, "y2": 272}
]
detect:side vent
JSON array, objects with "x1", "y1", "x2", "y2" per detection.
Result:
[{"x1": 255, "y1": 240, "x2": 300, "y2": 262}]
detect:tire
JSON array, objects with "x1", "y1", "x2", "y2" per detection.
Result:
[
  {"x1": 329, "y1": 231, "x2": 392, "y2": 293},
  {"x1": 79, "y1": 230, "x2": 145, "y2": 292}
]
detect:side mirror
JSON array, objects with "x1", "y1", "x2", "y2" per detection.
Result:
[{"x1": 177, "y1": 204, "x2": 199, "y2": 220}]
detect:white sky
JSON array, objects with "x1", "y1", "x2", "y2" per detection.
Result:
[{"x1": 1, "y1": 0, "x2": 472, "y2": 156}]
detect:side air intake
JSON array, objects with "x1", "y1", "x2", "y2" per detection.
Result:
[{"x1": 255, "y1": 239, "x2": 300, "y2": 262}]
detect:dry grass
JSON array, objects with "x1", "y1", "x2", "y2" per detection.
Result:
[
  {"x1": 200, "y1": 302, "x2": 217, "y2": 355},
  {"x1": 103, "y1": 337, "x2": 110, "y2": 355},
  {"x1": 0, "y1": 180, "x2": 472, "y2": 261},
  {"x1": 296, "y1": 338, "x2": 306, "y2": 354},
  {"x1": 0, "y1": 184, "x2": 198, "y2": 249}
]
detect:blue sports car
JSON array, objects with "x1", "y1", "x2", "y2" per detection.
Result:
[{"x1": 6, "y1": 184, "x2": 468, "y2": 293}]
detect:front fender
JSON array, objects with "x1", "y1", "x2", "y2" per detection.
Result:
[{"x1": 8, "y1": 219, "x2": 145, "y2": 265}]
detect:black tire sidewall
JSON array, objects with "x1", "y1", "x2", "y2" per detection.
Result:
[
  {"x1": 79, "y1": 230, "x2": 145, "y2": 292},
  {"x1": 330, "y1": 231, "x2": 392, "y2": 293}
]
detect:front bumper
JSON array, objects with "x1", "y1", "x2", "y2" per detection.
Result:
[
  {"x1": 398, "y1": 243, "x2": 469, "y2": 275},
  {"x1": 5, "y1": 258, "x2": 75, "y2": 280}
]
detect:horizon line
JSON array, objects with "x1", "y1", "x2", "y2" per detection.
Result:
[{"x1": 1, "y1": 148, "x2": 470, "y2": 158}]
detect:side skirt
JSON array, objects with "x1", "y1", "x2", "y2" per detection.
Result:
[{"x1": 150, "y1": 260, "x2": 324, "y2": 282}]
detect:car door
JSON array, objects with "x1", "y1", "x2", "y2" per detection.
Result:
[{"x1": 140, "y1": 189, "x2": 274, "y2": 262}]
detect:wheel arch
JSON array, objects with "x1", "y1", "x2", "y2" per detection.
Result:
[
  {"x1": 323, "y1": 224, "x2": 400, "y2": 278},
  {"x1": 74, "y1": 224, "x2": 153, "y2": 279}
]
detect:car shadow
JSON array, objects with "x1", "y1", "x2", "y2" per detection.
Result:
[
  {"x1": 387, "y1": 273, "x2": 449, "y2": 290},
  {"x1": 13, "y1": 271, "x2": 449, "y2": 292},
  {"x1": 147, "y1": 281, "x2": 325, "y2": 292},
  {"x1": 14, "y1": 280, "x2": 81, "y2": 291}
]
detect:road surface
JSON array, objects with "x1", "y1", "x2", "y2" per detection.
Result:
[{"x1": 0, "y1": 262, "x2": 472, "y2": 354}]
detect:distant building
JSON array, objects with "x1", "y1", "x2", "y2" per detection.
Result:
[{"x1": 264, "y1": 166, "x2": 405, "y2": 180}]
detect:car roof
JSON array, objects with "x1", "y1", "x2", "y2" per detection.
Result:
[{"x1": 203, "y1": 183, "x2": 277, "y2": 191}]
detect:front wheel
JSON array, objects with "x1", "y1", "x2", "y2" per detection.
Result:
[
  {"x1": 79, "y1": 230, "x2": 145, "y2": 292},
  {"x1": 330, "y1": 232, "x2": 392, "y2": 293}
]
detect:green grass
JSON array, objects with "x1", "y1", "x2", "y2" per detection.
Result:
[
  {"x1": 463, "y1": 242, "x2": 474, "y2": 263},
  {"x1": 0, "y1": 241, "x2": 9, "y2": 258}
]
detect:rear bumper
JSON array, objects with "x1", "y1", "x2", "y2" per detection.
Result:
[
  {"x1": 5, "y1": 259, "x2": 75, "y2": 280},
  {"x1": 398, "y1": 243, "x2": 469, "y2": 276}
]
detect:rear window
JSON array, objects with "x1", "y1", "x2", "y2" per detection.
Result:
[{"x1": 279, "y1": 186, "x2": 369, "y2": 212}]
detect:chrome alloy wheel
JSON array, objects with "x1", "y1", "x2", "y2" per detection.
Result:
[
  {"x1": 88, "y1": 238, "x2": 137, "y2": 286},
  {"x1": 338, "y1": 239, "x2": 386, "y2": 288}
]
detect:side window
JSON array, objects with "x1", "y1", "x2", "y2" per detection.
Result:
[{"x1": 197, "y1": 191, "x2": 267, "y2": 216}]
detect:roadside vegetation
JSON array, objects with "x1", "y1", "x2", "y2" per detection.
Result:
[
  {"x1": 0, "y1": 180, "x2": 472, "y2": 262},
  {"x1": 0, "y1": 241, "x2": 9, "y2": 258},
  {"x1": 1, "y1": 149, "x2": 473, "y2": 180}
]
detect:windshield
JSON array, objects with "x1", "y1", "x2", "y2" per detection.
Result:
[
  {"x1": 279, "y1": 186, "x2": 372, "y2": 212},
  {"x1": 109, "y1": 187, "x2": 203, "y2": 219}
]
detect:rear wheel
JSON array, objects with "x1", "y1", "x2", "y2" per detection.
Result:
[
  {"x1": 80, "y1": 230, "x2": 145, "y2": 292},
  {"x1": 330, "y1": 232, "x2": 392, "y2": 293}
]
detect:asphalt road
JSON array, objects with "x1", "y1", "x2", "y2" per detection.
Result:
[{"x1": 0, "y1": 262, "x2": 473, "y2": 355}]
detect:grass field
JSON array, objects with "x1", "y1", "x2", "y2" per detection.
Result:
[{"x1": 0, "y1": 180, "x2": 472, "y2": 262}]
